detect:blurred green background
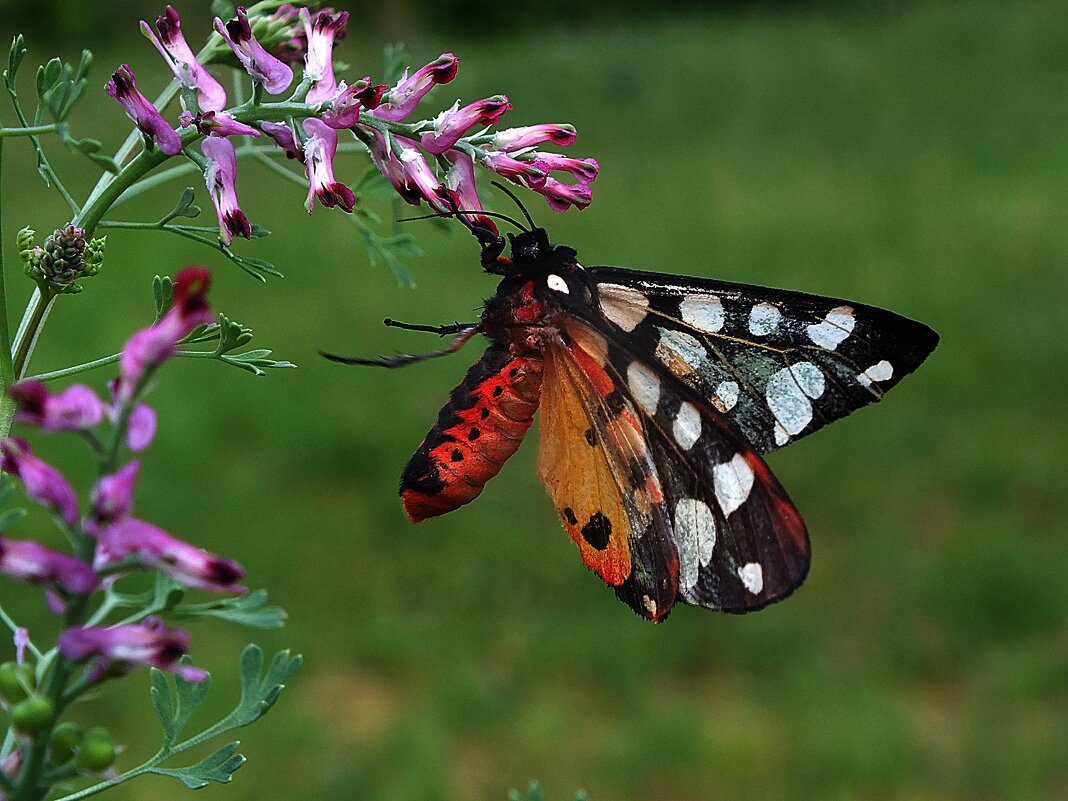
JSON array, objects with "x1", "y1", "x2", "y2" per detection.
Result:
[{"x1": 1, "y1": 1, "x2": 1067, "y2": 799}]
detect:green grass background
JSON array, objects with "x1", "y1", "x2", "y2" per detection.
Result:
[{"x1": 2, "y1": 1, "x2": 1067, "y2": 799}]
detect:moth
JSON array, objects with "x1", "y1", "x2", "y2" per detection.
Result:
[{"x1": 324, "y1": 199, "x2": 938, "y2": 621}]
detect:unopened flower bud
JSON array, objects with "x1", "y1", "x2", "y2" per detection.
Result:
[
  {"x1": 50, "y1": 721, "x2": 83, "y2": 764},
  {"x1": 83, "y1": 236, "x2": 106, "y2": 278},
  {"x1": 27, "y1": 225, "x2": 99, "y2": 294},
  {"x1": 16, "y1": 227, "x2": 36, "y2": 265},
  {"x1": 12, "y1": 693, "x2": 54, "y2": 734},
  {"x1": 75, "y1": 727, "x2": 116, "y2": 772},
  {"x1": 0, "y1": 661, "x2": 34, "y2": 703}
]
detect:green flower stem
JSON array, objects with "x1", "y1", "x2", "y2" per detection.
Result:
[
  {"x1": 0, "y1": 135, "x2": 17, "y2": 434},
  {"x1": 10, "y1": 286, "x2": 55, "y2": 382},
  {"x1": 0, "y1": 604, "x2": 42, "y2": 661},
  {"x1": 0, "y1": 124, "x2": 59, "y2": 138},
  {"x1": 3, "y1": 88, "x2": 77, "y2": 214}
]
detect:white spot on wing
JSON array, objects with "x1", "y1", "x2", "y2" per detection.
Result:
[
  {"x1": 654, "y1": 328, "x2": 707, "y2": 377},
  {"x1": 679, "y1": 294, "x2": 725, "y2": 333},
  {"x1": 627, "y1": 362, "x2": 661, "y2": 415},
  {"x1": 738, "y1": 562, "x2": 764, "y2": 595},
  {"x1": 857, "y1": 359, "x2": 894, "y2": 388},
  {"x1": 713, "y1": 454, "x2": 755, "y2": 516},
  {"x1": 672, "y1": 402, "x2": 702, "y2": 450},
  {"x1": 806, "y1": 305, "x2": 855, "y2": 350},
  {"x1": 765, "y1": 361, "x2": 825, "y2": 444},
  {"x1": 546, "y1": 274, "x2": 569, "y2": 294},
  {"x1": 748, "y1": 302, "x2": 782, "y2": 336},
  {"x1": 598, "y1": 283, "x2": 648, "y2": 332},
  {"x1": 674, "y1": 497, "x2": 716, "y2": 590},
  {"x1": 714, "y1": 380, "x2": 739, "y2": 412}
]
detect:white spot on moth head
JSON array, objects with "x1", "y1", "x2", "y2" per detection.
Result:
[
  {"x1": 627, "y1": 361, "x2": 661, "y2": 415},
  {"x1": 766, "y1": 361, "x2": 825, "y2": 445},
  {"x1": 713, "y1": 453, "x2": 755, "y2": 517},
  {"x1": 714, "y1": 380, "x2": 739, "y2": 412},
  {"x1": 654, "y1": 328, "x2": 707, "y2": 378},
  {"x1": 748, "y1": 302, "x2": 782, "y2": 336},
  {"x1": 674, "y1": 497, "x2": 716, "y2": 590},
  {"x1": 857, "y1": 359, "x2": 894, "y2": 388},
  {"x1": 679, "y1": 294, "x2": 725, "y2": 333},
  {"x1": 546, "y1": 274, "x2": 569, "y2": 294},
  {"x1": 738, "y1": 562, "x2": 764, "y2": 595},
  {"x1": 806, "y1": 305, "x2": 855, "y2": 350},
  {"x1": 672, "y1": 401, "x2": 702, "y2": 450},
  {"x1": 598, "y1": 283, "x2": 649, "y2": 332}
]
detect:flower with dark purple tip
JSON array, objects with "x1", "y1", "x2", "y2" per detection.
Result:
[
  {"x1": 0, "y1": 438, "x2": 78, "y2": 525},
  {"x1": 321, "y1": 78, "x2": 387, "y2": 130},
  {"x1": 90, "y1": 461, "x2": 140, "y2": 528},
  {"x1": 303, "y1": 118, "x2": 355, "y2": 213},
  {"x1": 10, "y1": 380, "x2": 104, "y2": 432},
  {"x1": 202, "y1": 137, "x2": 252, "y2": 245},
  {"x1": 215, "y1": 6, "x2": 294, "y2": 95},
  {"x1": 94, "y1": 517, "x2": 245, "y2": 594},
  {"x1": 491, "y1": 123, "x2": 577, "y2": 151},
  {"x1": 0, "y1": 537, "x2": 99, "y2": 595},
  {"x1": 421, "y1": 95, "x2": 512, "y2": 155},
  {"x1": 480, "y1": 150, "x2": 548, "y2": 190},
  {"x1": 532, "y1": 153, "x2": 599, "y2": 184},
  {"x1": 260, "y1": 121, "x2": 303, "y2": 160},
  {"x1": 373, "y1": 53, "x2": 459, "y2": 121},
  {"x1": 106, "y1": 65, "x2": 182, "y2": 156},
  {"x1": 141, "y1": 6, "x2": 226, "y2": 112},
  {"x1": 119, "y1": 268, "x2": 214, "y2": 398},
  {"x1": 59, "y1": 617, "x2": 207, "y2": 682},
  {"x1": 444, "y1": 150, "x2": 498, "y2": 237},
  {"x1": 367, "y1": 132, "x2": 448, "y2": 208},
  {"x1": 180, "y1": 110, "x2": 261, "y2": 139},
  {"x1": 300, "y1": 7, "x2": 350, "y2": 103},
  {"x1": 540, "y1": 177, "x2": 594, "y2": 212}
]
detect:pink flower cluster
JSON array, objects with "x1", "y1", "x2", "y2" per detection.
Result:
[
  {"x1": 108, "y1": 4, "x2": 599, "y2": 247},
  {"x1": 0, "y1": 268, "x2": 243, "y2": 682}
]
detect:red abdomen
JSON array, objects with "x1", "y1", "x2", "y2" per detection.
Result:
[{"x1": 401, "y1": 344, "x2": 543, "y2": 522}]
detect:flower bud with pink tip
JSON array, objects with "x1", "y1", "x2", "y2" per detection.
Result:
[
  {"x1": 215, "y1": 6, "x2": 294, "y2": 94},
  {"x1": 106, "y1": 65, "x2": 182, "y2": 156},
  {"x1": 59, "y1": 617, "x2": 208, "y2": 682}
]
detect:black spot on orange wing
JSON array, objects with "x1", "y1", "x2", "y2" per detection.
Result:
[
  {"x1": 401, "y1": 344, "x2": 543, "y2": 522},
  {"x1": 581, "y1": 512, "x2": 612, "y2": 550}
]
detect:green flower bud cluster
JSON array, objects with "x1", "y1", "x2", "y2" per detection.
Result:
[{"x1": 19, "y1": 224, "x2": 106, "y2": 294}]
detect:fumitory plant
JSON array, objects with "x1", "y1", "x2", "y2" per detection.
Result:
[{"x1": 0, "y1": 1, "x2": 600, "y2": 798}]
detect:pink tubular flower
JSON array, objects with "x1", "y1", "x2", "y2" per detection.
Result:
[
  {"x1": 532, "y1": 153, "x2": 599, "y2": 184},
  {"x1": 202, "y1": 137, "x2": 252, "y2": 245},
  {"x1": 300, "y1": 7, "x2": 349, "y2": 103},
  {"x1": 106, "y1": 65, "x2": 182, "y2": 156},
  {"x1": 373, "y1": 53, "x2": 459, "y2": 121},
  {"x1": 10, "y1": 380, "x2": 104, "y2": 431},
  {"x1": 421, "y1": 95, "x2": 512, "y2": 155},
  {"x1": 180, "y1": 110, "x2": 260, "y2": 139},
  {"x1": 540, "y1": 177, "x2": 594, "y2": 211},
  {"x1": 260, "y1": 121, "x2": 303, "y2": 160},
  {"x1": 0, "y1": 536, "x2": 99, "y2": 595},
  {"x1": 303, "y1": 118, "x2": 355, "y2": 213},
  {"x1": 480, "y1": 150, "x2": 547, "y2": 190},
  {"x1": 321, "y1": 78, "x2": 386, "y2": 130},
  {"x1": 491, "y1": 123, "x2": 577, "y2": 151},
  {"x1": 59, "y1": 617, "x2": 207, "y2": 682},
  {"x1": 94, "y1": 518, "x2": 245, "y2": 594},
  {"x1": 444, "y1": 150, "x2": 498, "y2": 236},
  {"x1": 0, "y1": 438, "x2": 78, "y2": 525},
  {"x1": 368, "y1": 132, "x2": 447, "y2": 207},
  {"x1": 90, "y1": 461, "x2": 140, "y2": 528},
  {"x1": 215, "y1": 6, "x2": 293, "y2": 95},
  {"x1": 141, "y1": 6, "x2": 226, "y2": 112},
  {"x1": 119, "y1": 268, "x2": 214, "y2": 397}
]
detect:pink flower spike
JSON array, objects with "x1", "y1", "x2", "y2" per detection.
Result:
[
  {"x1": 261, "y1": 121, "x2": 303, "y2": 160},
  {"x1": 421, "y1": 95, "x2": 512, "y2": 155},
  {"x1": 106, "y1": 65, "x2": 182, "y2": 156},
  {"x1": 215, "y1": 6, "x2": 293, "y2": 95},
  {"x1": 141, "y1": 6, "x2": 226, "y2": 112},
  {"x1": 10, "y1": 380, "x2": 104, "y2": 432},
  {"x1": 94, "y1": 518, "x2": 245, "y2": 594},
  {"x1": 303, "y1": 118, "x2": 355, "y2": 213},
  {"x1": 202, "y1": 137, "x2": 252, "y2": 245},
  {"x1": 491, "y1": 123, "x2": 577, "y2": 152},
  {"x1": 321, "y1": 79, "x2": 387, "y2": 130},
  {"x1": 300, "y1": 7, "x2": 350, "y2": 103},
  {"x1": 0, "y1": 438, "x2": 78, "y2": 525},
  {"x1": 539, "y1": 176, "x2": 594, "y2": 212},
  {"x1": 444, "y1": 150, "x2": 498, "y2": 237},
  {"x1": 480, "y1": 150, "x2": 548, "y2": 190},
  {"x1": 59, "y1": 617, "x2": 208, "y2": 682},
  {"x1": 374, "y1": 53, "x2": 460, "y2": 121},
  {"x1": 90, "y1": 461, "x2": 140, "y2": 528},
  {"x1": 0, "y1": 536, "x2": 99, "y2": 595},
  {"x1": 119, "y1": 268, "x2": 214, "y2": 397},
  {"x1": 180, "y1": 110, "x2": 261, "y2": 139}
]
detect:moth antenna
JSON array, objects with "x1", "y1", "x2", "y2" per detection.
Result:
[
  {"x1": 397, "y1": 209, "x2": 529, "y2": 233},
  {"x1": 490, "y1": 180, "x2": 537, "y2": 230},
  {"x1": 384, "y1": 318, "x2": 478, "y2": 336},
  {"x1": 319, "y1": 325, "x2": 481, "y2": 369}
]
